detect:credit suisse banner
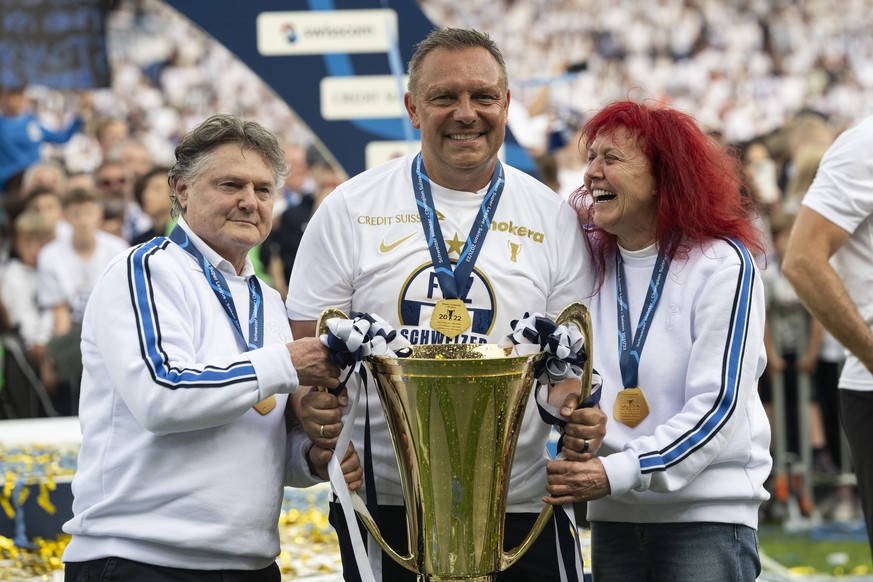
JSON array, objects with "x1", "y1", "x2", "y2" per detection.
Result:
[{"x1": 162, "y1": 0, "x2": 535, "y2": 179}]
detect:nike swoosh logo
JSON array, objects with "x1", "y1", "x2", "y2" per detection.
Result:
[{"x1": 379, "y1": 232, "x2": 417, "y2": 253}]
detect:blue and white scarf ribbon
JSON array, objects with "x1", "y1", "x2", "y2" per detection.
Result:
[
  {"x1": 319, "y1": 312, "x2": 410, "y2": 582},
  {"x1": 320, "y1": 311, "x2": 411, "y2": 372},
  {"x1": 499, "y1": 312, "x2": 602, "y2": 428},
  {"x1": 499, "y1": 312, "x2": 588, "y2": 385}
]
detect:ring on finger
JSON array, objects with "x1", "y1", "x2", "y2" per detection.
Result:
[
  {"x1": 581, "y1": 439, "x2": 590, "y2": 453},
  {"x1": 319, "y1": 424, "x2": 325, "y2": 438}
]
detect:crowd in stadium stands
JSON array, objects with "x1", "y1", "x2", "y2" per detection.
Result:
[{"x1": 0, "y1": 0, "x2": 870, "y2": 524}]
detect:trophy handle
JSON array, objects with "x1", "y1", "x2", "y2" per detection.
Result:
[
  {"x1": 316, "y1": 307, "x2": 350, "y2": 337},
  {"x1": 500, "y1": 503, "x2": 555, "y2": 569},
  {"x1": 351, "y1": 494, "x2": 419, "y2": 573},
  {"x1": 501, "y1": 301, "x2": 593, "y2": 570},
  {"x1": 314, "y1": 307, "x2": 349, "y2": 395},
  {"x1": 555, "y1": 301, "x2": 594, "y2": 401},
  {"x1": 315, "y1": 308, "x2": 419, "y2": 574}
]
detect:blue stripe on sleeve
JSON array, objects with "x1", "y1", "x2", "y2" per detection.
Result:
[
  {"x1": 638, "y1": 239, "x2": 755, "y2": 473},
  {"x1": 127, "y1": 238, "x2": 257, "y2": 389}
]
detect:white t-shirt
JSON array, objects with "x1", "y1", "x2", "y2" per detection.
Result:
[
  {"x1": 287, "y1": 154, "x2": 588, "y2": 511},
  {"x1": 36, "y1": 230, "x2": 129, "y2": 323},
  {"x1": 1, "y1": 259, "x2": 53, "y2": 347},
  {"x1": 801, "y1": 114, "x2": 873, "y2": 391}
]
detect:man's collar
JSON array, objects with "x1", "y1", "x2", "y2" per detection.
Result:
[{"x1": 176, "y1": 217, "x2": 255, "y2": 278}]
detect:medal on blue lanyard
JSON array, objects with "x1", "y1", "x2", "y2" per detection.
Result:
[
  {"x1": 169, "y1": 225, "x2": 275, "y2": 415},
  {"x1": 411, "y1": 152, "x2": 505, "y2": 338},
  {"x1": 613, "y1": 248, "x2": 671, "y2": 428}
]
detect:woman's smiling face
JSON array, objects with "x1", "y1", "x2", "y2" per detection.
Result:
[{"x1": 584, "y1": 126, "x2": 660, "y2": 250}]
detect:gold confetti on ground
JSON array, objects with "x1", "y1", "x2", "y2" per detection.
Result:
[{"x1": 0, "y1": 443, "x2": 342, "y2": 581}]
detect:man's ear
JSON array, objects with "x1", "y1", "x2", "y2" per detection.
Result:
[
  {"x1": 404, "y1": 92, "x2": 421, "y2": 130},
  {"x1": 173, "y1": 176, "x2": 189, "y2": 211}
]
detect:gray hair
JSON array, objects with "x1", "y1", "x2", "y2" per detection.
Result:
[
  {"x1": 168, "y1": 114, "x2": 288, "y2": 219},
  {"x1": 21, "y1": 159, "x2": 67, "y2": 195},
  {"x1": 407, "y1": 28, "x2": 508, "y2": 97}
]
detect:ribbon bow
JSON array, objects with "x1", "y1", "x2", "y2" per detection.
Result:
[
  {"x1": 320, "y1": 312, "x2": 411, "y2": 370},
  {"x1": 500, "y1": 312, "x2": 602, "y2": 434},
  {"x1": 501, "y1": 313, "x2": 596, "y2": 581},
  {"x1": 498, "y1": 312, "x2": 587, "y2": 385}
]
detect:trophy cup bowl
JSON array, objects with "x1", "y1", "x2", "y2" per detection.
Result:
[{"x1": 319, "y1": 303, "x2": 593, "y2": 582}]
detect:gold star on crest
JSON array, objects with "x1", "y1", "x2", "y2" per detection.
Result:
[{"x1": 445, "y1": 232, "x2": 466, "y2": 255}]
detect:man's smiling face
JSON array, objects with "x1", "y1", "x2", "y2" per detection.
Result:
[{"x1": 405, "y1": 46, "x2": 509, "y2": 192}]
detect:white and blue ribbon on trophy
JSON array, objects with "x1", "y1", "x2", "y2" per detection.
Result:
[
  {"x1": 319, "y1": 313, "x2": 411, "y2": 582},
  {"x1": 499, "y1": 313, "x2": 603, "y2": 582}
]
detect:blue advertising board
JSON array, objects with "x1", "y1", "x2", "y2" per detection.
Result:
[{"x1": 162, "y1": 0, "x2": 535, "y2": 180}]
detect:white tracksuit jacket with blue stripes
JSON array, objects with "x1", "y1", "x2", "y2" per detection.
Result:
[
  {"x1": 586, "y1": 237, "x2": 771, "y2": 529},
  {"x1": 63, "y1": 219, "x2": 317, "y2": 569}
]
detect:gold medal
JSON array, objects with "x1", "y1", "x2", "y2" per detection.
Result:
[
  {"x1": 253, "y1": 395, "x2": 277, "y2": 415},
  {"x1": 430, "y1": 298, "x2": 472, "y2": 338},
  {"x1": 613, "y1": 387, "x2": 649, "y2": 428}
]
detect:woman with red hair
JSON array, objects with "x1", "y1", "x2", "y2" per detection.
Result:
[{"x1": 548, "y1": 101, "x2": 772, "y2": 581}]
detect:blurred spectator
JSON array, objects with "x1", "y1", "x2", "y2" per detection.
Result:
[
  {"x1": 762, "y1": 211, "x2": 830, "y2": 517},
  {"x1": 777, "y1": 110, "x2": 835, "y2": 196},
  {"x1": 271, "y1": 143, "x2": 315, "y2": 223},
  {"x1": 0, "y1": 87, "x2": 88, "y2": 197},
  {"x1": 532, "y1": 151, "x2": 560, "y2": 193},
  {"x1": 19, "y1": 159, "x2": 68, "y2": 198},
  {"x1": 108, "y1": 138, "x2": 155, "y2": 182},
  {"x1": 785, "y1": 142, "x2": 830, "y2": 213},
  {"x1": 100, "y1": 197, "x2": 126, "y2": 239},
  {"x1": 776, "y1": 124, "x2": 854, "y2": 518},
  {"x1": 67, "y1": 171, "x2": 98, "y2": 193},
  {"x1": 24, "y1": 188, "x2": 71, "y2": 240},
  {"x1": 37, "y1": 188, "x2": 129, "y2": 414},
  {"x1": 94, "y1": 117, "x2": 130, "y2": 158},
  {"x1": 262, "y1": 144, "x2": 316, "y2": 297},
  {"x1": 130, "y1": 166, "x2": 173, "y2": 246},
  {"x1": 94, "y1": 159, "x2": 132, "y2": 201},
  {"x1": 553, "y1": 121, "x2": 587, "y2": 200},
  {"x1": 94, "y1": 159, "x2": 152, "y2": 241},
  {"x1": 763, "y1": 213, "x2": 819, "y2": 385},
  {"x1": 1, "y1": 211, "x2": 57, "y2": 393},
  {"x1": 736, "y1": 136, "x2": 782, "y2": 263},
  {"x1": 307, "y1": 147, "x2": 343, "y2": 210},
  {"x1": 741, "y1": 137, "x2": 783, "y2": 209}
]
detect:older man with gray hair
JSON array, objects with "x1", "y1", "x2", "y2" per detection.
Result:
[{"x1": 63, "y1": 114, "x2": 362, "y2": 582}]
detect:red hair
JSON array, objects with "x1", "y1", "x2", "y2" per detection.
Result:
[{"x1": 571, "y1": 100, "x2": 763, "y2": 288}]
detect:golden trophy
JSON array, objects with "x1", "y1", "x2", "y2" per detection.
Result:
[{"x1": 319, "y1": 302, "x2": 593, "y2": 582}]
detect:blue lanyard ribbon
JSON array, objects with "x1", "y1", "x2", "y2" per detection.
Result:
[
  {"x1": 411, "y1": 153, "x2": 504, "y2": 300},
  {"x1": 615, "y1": 248, "x2": 671, "y2": 388},
  {"x1": 169, "y1": 225, "x2": 264, "y2": 350}
]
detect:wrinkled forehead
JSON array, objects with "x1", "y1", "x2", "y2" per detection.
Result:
[{"x1": 589, "y1": 125, "x2": 645, "y2": 152}]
